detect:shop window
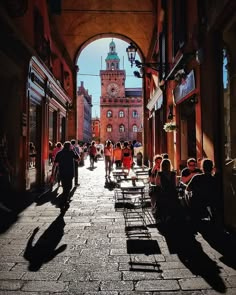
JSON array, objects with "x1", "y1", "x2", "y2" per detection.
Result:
[{"x1": 172, "y1": 0, "x2": 187, "y2": 56}]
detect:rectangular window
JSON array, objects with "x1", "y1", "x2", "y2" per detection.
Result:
[{"x1": 172, "y1": 0, "x2": 187, "y2": 57}]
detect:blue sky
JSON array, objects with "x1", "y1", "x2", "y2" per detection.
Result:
[{"x1": 76, "y1": 38, "x2": 142, "y2": 118}]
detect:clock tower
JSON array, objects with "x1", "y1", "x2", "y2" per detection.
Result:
[
  {"x1": 100, "y1": 40, "x2": 125, "y2": 99},
  {"x1": 100, "y1": 40, "x2": 143, "y2": 144}
]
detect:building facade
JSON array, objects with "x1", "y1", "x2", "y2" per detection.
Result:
[
  {"x1": 141, "y1": 0, "x2": 236, "y2": 231},
  {"x1": 100, "y1": 40, "x2": 143, "y2": 144},
  {"x1": 77, "y1": 82, "x2": 92, "y2": 143},
  {"x1": 0, "y1": 1, "x2": 76, "y2": 192}
]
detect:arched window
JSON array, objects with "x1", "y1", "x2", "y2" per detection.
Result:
[
  {"x1": 107, "y1": 124, "x2": 112, "y2": 132},
  {"x1": 132, "y1": 110, "x2": 138, "y2": 118},
  {"x1": 119, "y1": 124, "x2": 125, "y2": 133},
  {"x1": 107, "y1": 110, "x2": 112, "y2": 118},
  {"x1": 119, "y1": 110, "x2": 124, "y2": 118},
  {"x1": 133, "y1": 125, "x2": 138, "y2": 132}
]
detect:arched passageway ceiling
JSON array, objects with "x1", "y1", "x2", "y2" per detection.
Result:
[{"x1": 51, "y1": 0, "x2": 157, "y2": 63}]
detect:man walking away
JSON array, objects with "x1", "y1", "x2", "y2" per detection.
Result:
[{"x1": 54, "y1": 141, "x2": 80, "y2": 210}]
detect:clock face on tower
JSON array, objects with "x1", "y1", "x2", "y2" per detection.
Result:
[{"x1": 107, "y1": 83, "x2": 120, "y2": 97}]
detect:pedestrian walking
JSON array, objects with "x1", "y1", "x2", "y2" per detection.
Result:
[
  {"x1": 50, "y1": 142, "x2": 63, "y2": 188},
  {"x1": 89, "y1": 141, "x2": 97, "y2": 169},
  {"x1": 113, "y1": 142, "x2": 122, "y2": 169},
  {"x1": 104, "y1": 140, "x2": 113, "y2": 177},
  {"x1": 122, "y1": 141, "x2": 133, "y2": 174},
  {"x1": 53, "y1": 141, "x2": 80, "y2": 209}
]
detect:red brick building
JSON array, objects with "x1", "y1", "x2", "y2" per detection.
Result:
[
  {"x1": 77, "y1": 82, "x2": 92, "y2": 143},
  {"x1": 100, "y1": 40, "x2": 143, "y2": 144},
  {"x1": 92, "y1": 117, "x2": 100, "y2": 143}
]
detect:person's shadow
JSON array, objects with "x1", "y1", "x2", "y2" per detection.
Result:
[
  {"x1": 198, "y1": 221, "x2": 236, "y2": 270},
  {"x1": 158, "y1": 220, "x2": 226, "y2": 293},
  {"x1": 104, "y1": 176, "x2": 117, "y2": 191},
  {"x1": 23, "y1": 212, "x2": 67, "y2": 271}
]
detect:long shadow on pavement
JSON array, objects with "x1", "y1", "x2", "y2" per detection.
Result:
[
  {"x1": 0, "y1": 189, "x2": 37, "y2": 234},
  {"x1": 157, "y1": 220, "x2": 226, "y2": 293},
  {"x1": 23, "y1": 211, "x2": 67, "y2": 271},
  {"x1": 124, "y1": 209, "x2": 162, "y2": 273},
  {"x1": 34, "y1": 186, "x2": 77, "y2": 209},
  {"x1": 198, "y1": 222, "x2": 236, "y2": 271},
  {"x1": 35, "y1": 187, "x2": 60, "y2": 206}
]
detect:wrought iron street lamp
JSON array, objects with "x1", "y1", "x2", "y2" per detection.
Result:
[
  {"x1": 126, "y1": 42, "x2": 137, "y2": 67},
  {"x1": 126, "y1": 42, "x2": 166, "y2": 78}
]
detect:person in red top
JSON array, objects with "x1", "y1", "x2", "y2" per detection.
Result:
[
  {"x1": 89, "y1": 141, "x2": 97, "y2": 169},
  {"x1": 52, "y1": 142, "x2": 63, "y2": 162},
  {"x1": 50, "y1": 142, "x2": 63, "y2": 187},
  {"x1": 122, "y1": 141, "x2": 133, "y2": 174}
]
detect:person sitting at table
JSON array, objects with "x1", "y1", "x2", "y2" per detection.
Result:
[
  {"x1": 122, "y1": 141, "x2": 133, "y2": 174},
  {"x1": 185, "y1": 158, "x2": 218, "y2": 222},
  {"x1": 181, "y1": 157, "x2": 202, "y2": 185},
  {"x1": 148, "y1": 154, "x2": 162, "y2": 214},
  {"x1": 155, "y1": 158, "x2": 179, "y2": 222}
]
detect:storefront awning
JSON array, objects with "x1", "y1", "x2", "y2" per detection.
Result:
[{"x1": 146, "y1": 86, "x2": 163, "y2": 111}]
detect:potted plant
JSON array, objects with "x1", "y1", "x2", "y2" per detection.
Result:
[{"x1": 163, "y1": 121, "x2": 178, "y2": 132}]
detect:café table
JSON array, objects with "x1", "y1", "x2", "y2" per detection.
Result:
[
  {"x1": 112, "y1": 168, "x2": 129, "y2": 182},
  {"x1": 134, "y1": 168, "x2": 150, "y2": 181},
  {"x1": 119, "y1": 179, "x2": 145, "y2": 210}
]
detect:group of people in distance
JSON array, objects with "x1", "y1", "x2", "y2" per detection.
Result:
[
  {"x1": 149, "y1": 154, "x2": 219, "y2": 224},
  {"x1": 51, "y1": 139, "x2": 136, "y2": 210},
  {"x1": 88, "y1": 140, "x2": 135, "y2": 177}
]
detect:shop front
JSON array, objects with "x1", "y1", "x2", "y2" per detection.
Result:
[
  {"x1": 27, "y1": 57, "x2": 71, "y2": 191},
  {"x1": 173, "y1": 69, "x2": 200, "y2": 170}
]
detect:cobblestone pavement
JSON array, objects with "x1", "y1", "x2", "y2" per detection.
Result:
[{"x1": 0, "y1": 158, "x2": 236, "y2": 295}]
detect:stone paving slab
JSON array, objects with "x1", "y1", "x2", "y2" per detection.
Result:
[{"x1": 0, "y1": 158, "x2": 236, "y2": 294}]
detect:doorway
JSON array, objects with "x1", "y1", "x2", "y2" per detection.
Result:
[{"x1": 27, "y1": 101, "x2": 42, "y2": 190}]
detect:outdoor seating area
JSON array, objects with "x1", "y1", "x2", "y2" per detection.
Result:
[
  {"x1": 113, "y1": 166, "x2": 150, "y2": 212},
  {"x1": 112, "y1": 164, "x2": 215, "y2": 224}
]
